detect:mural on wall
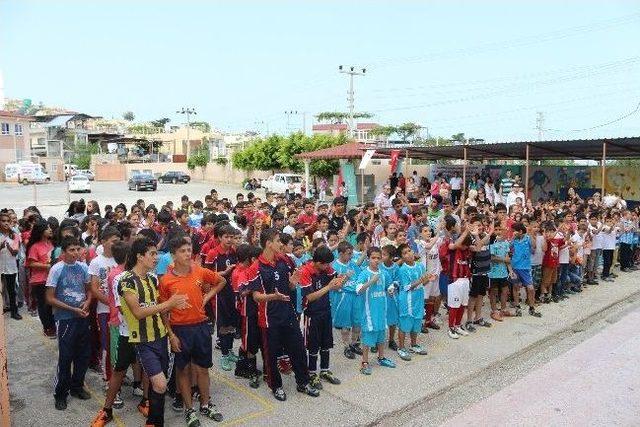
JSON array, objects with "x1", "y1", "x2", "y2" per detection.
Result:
[{"x1": 591, "y1": 167, "x2": 640, "y2": 201}]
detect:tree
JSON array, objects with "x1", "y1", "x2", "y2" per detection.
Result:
[
  {"x1": 187, "y1": 144, "x2": 209, "y2": 179},
  {"x1": 122, "y1": 111, "x2": 135, "y2": 121},
  {"x1": 450, "y1": 133, "x2": 466, "y2": 144},
  {"x1": 150, "y1": 118, "x2": 170, "y2": 128},
  {"x1": 190, "y1": 121, "x2": 211, "y2": 133},
  {"x1": 71, "y1": 142, "x2": 99, "y2": 169},
  {"x1": 395, "y1": 122, "x2": 422, "y2": 142},
  {"x1": 315, "y1": 111, "x2": 373, "y2": 124}
]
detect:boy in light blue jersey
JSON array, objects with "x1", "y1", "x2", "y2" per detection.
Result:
[
  {"x1": 331, "y1": 241, "x2": 363, "y2": 359},
  {"x1": 352, "y1": 232, "x2": 370, "y2": 272},
  {"x1": 510, "y1": 222, "x2": 542, "y2": 318},
  {"x1": 356, "y1": 247, "x2": 396, "y2": 375},
  {"x1": 379, "y1": 245, "x2": 400, "y2": 351},
  {"x1": 396, "y1": 244, "x2": 430, "y2": 361}
]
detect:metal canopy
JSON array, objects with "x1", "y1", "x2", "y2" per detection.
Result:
[{"x1": 376, "y1": 137, "x2": 640, "y2": 161}]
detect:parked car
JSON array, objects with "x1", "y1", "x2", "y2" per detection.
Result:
[
  {"x1": 4, "y1": 162, "x2": 50, "y2": 184},
  {"x1": 158, "y1": 171, "x2": 191, "y2": 184},
  {"x1": 76, "y1": 169, "x2": 95, "y2": 181},
  {"x1": 128, "y1": 173, "x2": 157, "y2": 191},
  {"x1": 261, "y1": 173, "x2": 303, "y2": 195},
  {"x1": 68, "y1": 175, "x2": 91, "y2": 193}
]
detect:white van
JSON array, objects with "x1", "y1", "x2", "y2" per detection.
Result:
[{"x1": 4, "y1": 162, "x2": 51, "y2": 184}]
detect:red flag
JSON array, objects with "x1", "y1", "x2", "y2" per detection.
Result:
[{"x1": 390, "y1": 150, "x2": 400, "y2": 174}]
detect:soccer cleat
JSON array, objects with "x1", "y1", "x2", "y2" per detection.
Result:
[
  {"x1": 343, "y1": 345, "x2": 356, "y2": 359},
  {"x1": 410, "y1": 344, "x2": 428, "y2": 355},
  {"x1": 137, "y1": 399, "x2": 150, "y2": 418},
  {"x1": 309, "y1": 373, "x2": 323, "y2": 390},
  {"x1": 529, "y1": 307, "x2": 542, "y2": 318},
  {"x1": 91, "y1": 409, "x2": 113, "y2": 427},
  {"x1": 172, "y1": 395, "x2": 184, "y2": 412},
  {"x1": 113, "y1": 392, "x2": 124, "y2": 409},
  {"x1": 54, "y1": 396, "x2": 67, "y2": 411},
  {"x1": 397, "y1": 348, "x2": 412, "y2": 361},
  {"x1": 220, "y1": 355, "x2": 233, "y2": 371},
  {"x1": 448, "y1": 328, "x2": 460, "y2": 339},
  {"x1": 199, "y1": 401, "x2": 224, "y2": 422},
  {"x1": 388, "y1": 340, "x2": 399, "y2": 351},
  {"x1": 351, "y1": 343, "x2": 363, "y2": 356},
  {"x1": 297, "y1": 383, "x2": 320, "y2": 397},
  {"x1": 184, "y1": 408, "x2": 201, "y2": 427},
  {"x1": 70, "y1": 388, "x2": 91, "y2": 400},
  {"x1": 454, "y1": 326, "x2": 469, "y2": 337},
  {"x1": 360, "y1": 362, "x2": 372, "y2": 375},
  {"x1": 273, "y1": 387, "x2": 287, "y2": 401},
  {"x1": 320, "y1": 370, "x2": 341, "y2": 385},
  {"x1": 377, "y1": 357, "x2": 396, "y2": 368}
]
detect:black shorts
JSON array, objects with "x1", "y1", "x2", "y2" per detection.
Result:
[
  {"x1": 303, "y1": 312, "x2": 333, "y2": 353},
  {"x1": 490, "y1": 277, "x2": 509, "y2": 290},
  {"x1": 470, "y1": 275, "x2": 489, "y2": 297},
  {"x1": 172, "y1": 322, "x2": 213, "y2": 370},
  {"x1": 216, "y1": 288, "x2": 239, "y2": 329},
  {"x1": 113, "y1": 334, "x2": 137, "y2": 372},
  {"x1": 241, "y1": 315, "x2": 261, "y2": 356},
  {"x1": 135, "y1": 336, "x2": 169, "y2": 378}
]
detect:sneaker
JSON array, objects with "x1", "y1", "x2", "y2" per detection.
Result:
[
  {"x1": 184, "y1": 408, "x2": 201, "y2": 427},
  {"x1": 29, "y1": 309, "x2": 38, "y2": 317},
  {"x1": 454, "y1": 326, "x2": 469, "y2": 336},
  {"x1": 360, "y1": 362, "x2": 372, "y2": 375},
  {"x1": 113, "y1": 392, "x2": 124, "y2": 409},
  {"x1": 220, "y1": 355, "x2": 233, "y2": 371},
  {"x1": 172, "y1": 395, "x2": 184, "y2": 412},
  {"x1": 214, "y1": 338, "x2": 221, "y2": 350},
  {"x1": 514, "y1": 308, "x2": 523, "y2": 317},
  {"x1": 529, "y1": 307, "x2": 542, "y2": 318},
  {"x1": 91, "y1": 409, "x2": 113, "y2": 427},
  {"x1": 552, "y1": 295, "x2": 560, "y2": 303},
  {"x1": 351, "y1": 343, "x2": 363, "y2": 355},
  {"x1": 427, "y1": 321, "x2": 441, "y2": 330},
  {"x1": 397, "y1": 348, "x2": 412, "y2": 361},
  {"x1": 10, "y1": 312, "x2": 22, "y2": 320},
  {"x1": 137, "y1": 399, "x2": 150, "y2": 417},
  {"x1": 571, "y1": 286, "x2": 583, "y2": 293},
  {"x1": 296, "y1": 383, "x2": 320, "y2": 397},
  {"x1": 309, "y1": 373, "x2": 323, "y2": 390},
  {"x1": 54, "y1": 396, "x2": 67, "y2": 411},
  {"x1": 320, "y1": 370, "x2": 341, "y2": 385},
  {"x1": 463, "y1": 322, "x2": 477, "y2": 333},
  {"x1": 421, "y1": 323, "x2": 430, "y2": 334},
  {"x1": 388, "y1": 340, "x2": 399, "y2": 351},
  {"x1": 272, "y1": 387, "x2": 287, "y2": 401},
  {"x1": 227, "y1": 351, "x2": 240, "y2": 363},
  {"x1": 410, "y1": 344, "x2": 428, "y2": 355},
  {"x1": 448, "y1": 328, "x2": 460, "y2": 339},
  {"x1": 490, "y1": 311, "x2": 503, "y2": 321},
  {"x1": 474, "y1": 318, "x2": 492, "y2": 328},
  {"x1": 132, "y1": 386, "x2": 144, "y2": 397},
  {"x1": 249, "y1": 373, "x2": 260, "y2": 389},
  {"x1": 234, "y1": 366, "x2": 253, "y2": 379},
  {"x1": 70, "y1": 388, "x2": 91, "y2": 400},
  {"x1": 377, "y1": 357, "x2": 396, "y2": 368},
  {"x1": 343, "y1": 345, "x2": 356, "y2": 359},
  {"x1": 199, "y1": 402, "x2": 224, "y2": 422}
]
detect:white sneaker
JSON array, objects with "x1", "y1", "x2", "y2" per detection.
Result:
[
  {"x1": 132, "y1": 386, "x2": 144, "y2": 397},
  {"x1": 448, "y1": 328, "x2": 460, "y2": 339},
  {"x1": 455, "y1": 326, "x2": 469, "y2": 336}
]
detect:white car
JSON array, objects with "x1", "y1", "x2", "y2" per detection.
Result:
[
  {"x1": 68, "y1": 175, "x2": 91, "y2": 193},
  {"x1": 262, "y1": 173, "x2": 303, "y2": 195},
  {"x1": 76, "y1": 169, "x2": 95, "y2": 181}
]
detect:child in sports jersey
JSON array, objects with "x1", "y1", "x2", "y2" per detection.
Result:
[
  {"x1": 414, "y1": 224, "x2": 441, "y2": 332},
  {"x1": 448, "y1": 226, "x2": 473, "y2": 338},
  {"x1": 510, "y1": 222, "x2": 542, "y2": 318},
  {"x1": 331, "y1": 241, "x2": 363, "y2": 359},
  {"x1": 489, "y1": 221, "x2": 513, "y2": 321},
  {"x1": 379, "y1": 245, "x2": 399, "y2": 351},
  {"x1": 467, "y1": 216, "x2": 493, "y2": 330},
  {"x1": 299, "y1": 246, "x2": 345, "y2": 389},
  {"x1": 396, "y1": 244, "x2": 430, "y2": 361},
  {"x1": 357, "y1": 247, "x2": 397, "y2": 375},
  {"x1": 352, "y1": 232, "x2": 370, "y2": 270}
]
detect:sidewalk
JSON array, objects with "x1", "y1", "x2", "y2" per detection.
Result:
[{"x1": 7, "y1": 271, "x2": 640, "y2": 426}]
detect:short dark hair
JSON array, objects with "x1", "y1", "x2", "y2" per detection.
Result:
[
  {"x1": 237, "y1": 244, "x2": 262, "y2": 263},
  {"x1": 168, "y1": 236, "x2": 191, "y2": 254},
  {"x1": 100, "y1": 226, "x2": 121, "y2": 242},
  {"x1": 313, "y1": 246, "x2": 334, "y2": 264},
  {"x1": 126, "y1": 237, "x2": 156, "y2": 270},
  {"x1": 367, "y1": 246, "x2": 382, "y2": 257},
  {"x1": 260, "y1": 228, "x2": 281, "y2": 249},
  {"x1": 60, "y1": 236, "x2": 81, "y2": 251},
  {"x1": 112, "y1": 241, "x2": 129, "y2": 265},
  {"x1": 337, "y1": 241, "x2": 353, "y2": 254},
  {"x1": 381, "y1": 244, "x2": 396, "y2": 258}
]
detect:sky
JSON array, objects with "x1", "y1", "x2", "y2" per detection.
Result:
[{"x1": 1, "y1": 0, "x2": 639, "y2": 142}]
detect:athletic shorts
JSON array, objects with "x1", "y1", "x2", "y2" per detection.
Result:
[
  {"x1": 113, "y1": 334, "x2": 137, "y2": 372},
  {"x1": 135, "y1": 335, "x2": 169, "y2": 378},
  {"x1": 241, "y1": 315, "x2": 261, "y2": 356},
  {"x1": 172, "y1": 322, "x2": 213, "y2": 370},
  {"x1": 332, "y1": 292, "x2": 362, "y2": 329},
  {"x1": 447, "y1": 278, "x2": 470, "y2": 308},
  {"x1": 303, "y1": 312, "x2": 333, "y2": 353},
  {"x1": 490, "y1": 277, "x2": 509, "y2": 290},
  {"x1": 541, "y1": 266, "x2": 558, "y2": 288},
  {"x1": 424, "y1": 277, "x2": 441, "y2": 298},
  {"x1": 216, "y1": 288, "x2": 240, "y2": 330},
  {"x1": 399, "y1": 316, "x2": 422, "y2": 334},
  {"x1": 386, "y1": 294, "x2": 399, "y2": 326},
  {"x1": 469, "y1": 275, "x2": 489, "y2": 297},
  {"x1": 361, "y1": 329, "x2": 386, "y2": 347},
  {"x1": 513, "y1": 269, "x2": 534, "y2": 287}
]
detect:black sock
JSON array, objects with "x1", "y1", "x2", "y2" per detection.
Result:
[
  {"x1": 308, "y1": 352, "x2": 318, "y2": 373},
  {"x1": 103, "y1": 407, "x2": 113, "y2": 417},
  {"x1": 221, "y1": 334, "x2": 234, "y2": 355},
  {"x1": 147, "y1": 388, "x2": 165, "y2": 426},
  {"x1": 320, "y1": 349, "x2": 330, "y2": 371}
]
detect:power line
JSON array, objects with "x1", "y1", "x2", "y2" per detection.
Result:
[{"x1": 545, "y1": 100, "x2": 640, "y2": 132}]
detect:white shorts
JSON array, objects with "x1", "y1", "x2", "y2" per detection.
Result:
[
  {"x1": 447, "y1": 278, "x2": 470, "y2": 308},
  {"x1": 424, "y1": 278, "x2": 440, "y2": 299}
]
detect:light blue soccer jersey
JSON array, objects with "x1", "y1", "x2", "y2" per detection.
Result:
[
  {"x1": 351, "y1": 249, "x2": 369, "y2": 272},
  {"x1": 356, "y1": 267, "x2": 387, "y2": 332},
  {"x1": 397, "y1": 262, "x2": 426, "y2": 319}
]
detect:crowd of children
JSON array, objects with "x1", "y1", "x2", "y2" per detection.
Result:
[{"x1": 1, "y1": 184, "x2": 639, "y2": 427}]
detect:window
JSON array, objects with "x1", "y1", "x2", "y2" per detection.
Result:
[
  {"x1": 1, "y1": 123, "x2": 9, "y2": 135},
  {"x1": 14, "y1": 124, "x2": 23, "y2": 136}
]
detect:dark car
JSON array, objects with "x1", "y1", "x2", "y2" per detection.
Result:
[
  {"x1": 158, "y1": 171, "x2": 191, "y2": 184},
  {"x1": 128, "y1": 173, "x2": 157, "y2": 191}
]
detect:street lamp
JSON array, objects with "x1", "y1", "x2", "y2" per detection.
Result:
[{"x1": 176, "y1": 107, "x2": 197, "y2": 156}]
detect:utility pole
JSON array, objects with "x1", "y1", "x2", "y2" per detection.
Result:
[
  {"x1": 177, "y1": 107, "x2": 197, "y2": 155},
  {"x1": 536, "y1": 111, "x2": 545, "y2": 141},
  {"x1": 338, "y1": 65, "x2": 366, "y2": 139},
  {"x1": 284, "y1": 110, "x2": 299, "y2": 134}
]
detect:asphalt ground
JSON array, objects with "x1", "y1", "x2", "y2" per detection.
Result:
[{"x1": 7, "y1": 270, "x2": 640, "y2": 426}]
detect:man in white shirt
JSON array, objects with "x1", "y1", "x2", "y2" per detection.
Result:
[
  {"x1": 506, "y1": 183, "x2": 525, "y2": 211},
  {"x1": 374, "y1": 185, "x2": 394, "y2": 217},
  {"x1": 449, "y1": 172, "x2": 463, "y2": 206}
]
